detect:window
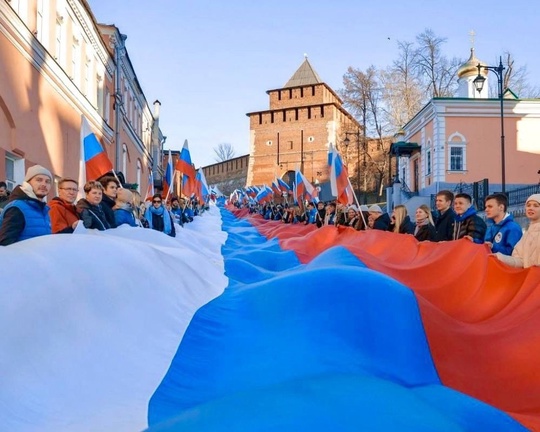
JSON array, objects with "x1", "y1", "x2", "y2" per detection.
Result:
[
  {"x1": 136, "y1": 160, "x2": 141, "y2": 193},
  {"x1": 447, "y1": 132, "x2": 467, "y2": 172},
  {"x1": 55, "y1": 13, "x2": 64, "y2": 63},
  {"x1": 122, "y1": 144, "x2": 128, "y2": 176},
  {"x1": 449, "y1": 147, "x2": 463, "y2": 171},
  {"x1": 307, "y1": 107, "x2": 311, "y2": 119},
  {"x1": 104, "y1": 87, "x2": 110, "y2": 123},
  {"x1": 300, "y1": 87, "x2": 304, "y2": 97},
  {"x1": 288, "y1": 141, "x2": 293, "y2": 150},
  {"x1": 282, "y1": 110, "x2": 286, "y2": 122},
  {"x1": 5, "y1": 152, "x2": 24, "y2": 190},
  {"x1": 36, "y1": 0, "x2": 49, "y2": 46},
  {"x1": 84, "y1": 56, "x2": 91, "y2": 98},
  {"x1": 320, "y1": 105, "x2": 324, "y2": 118},
  {"x1": 71, "y1": 35, "x2": 80, "y2": 84},
  {"x1": 426, "y1": 149, "x2": 431, "y2": 175},
  {"x1": 278, "y1": 91, "x2": 281, "y2": 101},
  {"x1": 96, "y1": 73, "x2": 104, "y2": 113}
]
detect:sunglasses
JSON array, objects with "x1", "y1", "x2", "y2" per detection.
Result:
[{"x1": 153, "y1": 200, "x2": 162, "y2": 203}]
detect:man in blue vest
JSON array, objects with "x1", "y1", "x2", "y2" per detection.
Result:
[{"x1": 0, "y1": 165, "x2": 52, "y2": 246}]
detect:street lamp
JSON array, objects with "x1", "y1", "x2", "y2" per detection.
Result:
[
  {"x1": 473, "y1": 57, "x2": 506, "y2": 193},
  {"x1": 344, "y1": 128, "x2": 366, "y2": 203}
]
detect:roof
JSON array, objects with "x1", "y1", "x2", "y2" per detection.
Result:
[{"x1": 283, "y1": 58, "x2": 323, "y2": 88}]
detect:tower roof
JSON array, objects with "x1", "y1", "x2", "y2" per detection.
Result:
[
  {"x1": 457, "y1": 48, "x2": 487, "y2": 79},
  {"x1": 283, "y1": 57, "x2": 323, "y2": 88}
]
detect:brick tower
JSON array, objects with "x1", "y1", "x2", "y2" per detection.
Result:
[{"x1": 246, "y1": 57, "x2": 360, "y2": 187}]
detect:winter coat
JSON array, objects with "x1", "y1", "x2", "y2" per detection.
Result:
[
  {"x1": 76, "y1": 199, "x2": 111, "y2": 231},
  {"x1": 49, "y1": 197, "x2": 80, "y2": 233},
  {"x1": 414, "y1": 222, "x2": 437, "y2": 241},
  {"x1": 496, "y1": 222, "x2": 540, "y2": 268},
  {"x1": 0, "y1": 184, "x2": 51, "y2": 245},
  {"x1": 373, "y1": 213, "x2": 391, "y2": 231},
  {"x1": 434, "y1": 209, "x2": 456, "y2": 242},
  {"x1": 484, "y1": 213, "x2": 523, "y2": 255},
  {"x1": 452, "y1": 207, "x2": 487, "y2": 244},
  {"x1": 100, "y1": 194, "x2": 117, "y2": 228}
]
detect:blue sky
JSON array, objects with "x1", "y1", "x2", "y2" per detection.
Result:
[{"x1": 88, "y1": 0, "x2": 540, "y2": 168}]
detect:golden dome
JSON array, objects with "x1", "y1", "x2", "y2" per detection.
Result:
[{"x1": 457, "y1": 48, "x2": 488, "y2": 79}]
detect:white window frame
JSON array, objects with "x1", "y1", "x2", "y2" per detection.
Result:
[
  {"x1": 5, "y1": 153, "x2": 25, "y2": 190},
  {"x1": 447, "y1": 132, "x2": 467, "y2": 172},
  {"x1": 136, "y1": 160, "x2": 142, "y2": 193},
  {"x1": 122, "y1": 144, "x2": 128, "y2": 177},
  {"x1": 71, "y1": 34, "x2": 80, "y2": 84},
  {"x1": 55, "y1": 13, "x2": 64, "y2": 64},
  {"x1": 36, "y1": 0, "x2": 49, "y2": 46}
]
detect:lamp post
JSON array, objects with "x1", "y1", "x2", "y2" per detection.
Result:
[
  {"x1": 344, "y1": 128, "x2": 365, "y2": 203},
  {"x1": 473, "y1": 57, "x2": 506, "y2": 193}
]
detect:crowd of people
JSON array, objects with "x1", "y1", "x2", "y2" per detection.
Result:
[
  {"x1": 0, "y1": 165, "x2": 207, "y2": 246},
  {"x1": 242, "y1": 188, "x2": 540, "y2": 268},
  {"x1": 2, "y1": 166, "x2": 539, "y2": 269}
]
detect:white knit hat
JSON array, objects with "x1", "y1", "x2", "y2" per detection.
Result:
[
  {"x1": 368, "y1": 204, "x2": 383, "y2": 213},
  {"x1": 25, "y1": 165, "x2": 52, "y2": 182},
  {"x1": 526, "y1": 194, "x2": 540, "y2": 204}
]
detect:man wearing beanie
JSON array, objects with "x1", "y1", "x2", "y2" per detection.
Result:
[{"x1": 0, "y1": 165, "x2": 52, "y2": 246}]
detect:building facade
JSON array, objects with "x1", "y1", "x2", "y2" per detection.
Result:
[
  {"x1": 202, "y1": 154, "x2": 249, "y2": 196},
  {"x1": 246, "y1": 57, "x2": 360, "y2": 188},
  {"x1": 0, "y1": 0, "x2": 162, "y2": 195},
  {"x1": 390, "y1": 48, "x2": 540, "y2": 209}
]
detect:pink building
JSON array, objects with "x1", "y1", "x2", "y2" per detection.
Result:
[
  {"x1": 390, "y1": 48, "x2": 540, "y2": 208},
  {"x1": 0, "y1": 0, "x2": 163, "y2": 195}
]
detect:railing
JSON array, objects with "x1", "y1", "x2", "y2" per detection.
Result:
[
  {"x1": 507, "y1": 184, "x2": 540, "y2": 207},
  {"x1": 400, "y1": 180, "x2": 418, "y2": 199}
]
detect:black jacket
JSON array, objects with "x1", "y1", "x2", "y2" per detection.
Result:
[
  {"x1": 434, "y1": 209, "x2": 456, "y2": 242},
  {"x1": 373, "y1": 213, "x2": 391, "y2": 231},
  {"x1": 76, "y1": 199, "x2": 111, "y2": 231},
  {"x1": 100, "y1": 194, "x2": 117, "y2": 228},
  {"x1": 415, "y1": 223, "x2": 437, "y2": 241}
]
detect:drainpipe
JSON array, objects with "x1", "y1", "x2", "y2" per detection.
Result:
[
  {"x1": 114, "y1": 32, "x2": 127, "y2": 171},
  {"x1": 152, "y1": 100, "x2": 161, "y2": 180}
]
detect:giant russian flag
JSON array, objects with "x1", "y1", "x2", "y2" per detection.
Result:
[
  {"x1": 1, "y1": 205, "x2": 538, "y2": 431},
  {"x1": 80, "y1": 115, "x2": 113, "y2": 182}
]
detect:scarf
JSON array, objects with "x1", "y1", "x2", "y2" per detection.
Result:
[
  {"x1": 414, "y1": 217, "x2": 429, "y2": 236},
  {"x1": 146, "y1": 205, "x2": 172, "y2": 234}
]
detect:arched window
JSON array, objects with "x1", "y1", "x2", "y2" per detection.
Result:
[
  {"x1": 447, "y1": 132, "x2": 467, "y2": 172},
  {"x1": 122, "y1": 144, "x2": 128, "y2": 178},
  {"x1": 136, "y1": 160, "x2": 142, "y2": 193}
]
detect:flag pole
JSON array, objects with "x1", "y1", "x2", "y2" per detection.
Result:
[
  {"x1": 164, "y1": 170, "x2": 176, "y2": 203},
  {"x1": 346, "y1": 176, "x2": 367, "y2": 228}
]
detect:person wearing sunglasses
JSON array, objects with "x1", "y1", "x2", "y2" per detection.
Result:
[
  {"x1": 49, "y1": 178, "x2": 81, "y2": 234},
  {"x1": 144, "y1": 193, "x2": 176, "y2": 237}
]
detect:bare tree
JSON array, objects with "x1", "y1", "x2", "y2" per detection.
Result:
[
  {"x1": 213, "y1": 143, "x2": 235, "y2": 162},
  {"x1": 340, "y1": 66, "x2": 393, "y2": 198},
  {"x1": 380, "y1": 41, "x2": 426, "y2": 131},
  {"x1": 489, "y1": 51, "x2": 540, "y2": 98},
  {"x1": 413, "y1": 29, "x2": 461, "y2": 98}
]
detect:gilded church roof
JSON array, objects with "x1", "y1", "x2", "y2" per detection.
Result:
[
  {"x1": 457, "y1": 48, "x2": 488, "y2": 79},
  {"x1": 283, "y1": 57, "x2": 323, "y2": 88}
]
